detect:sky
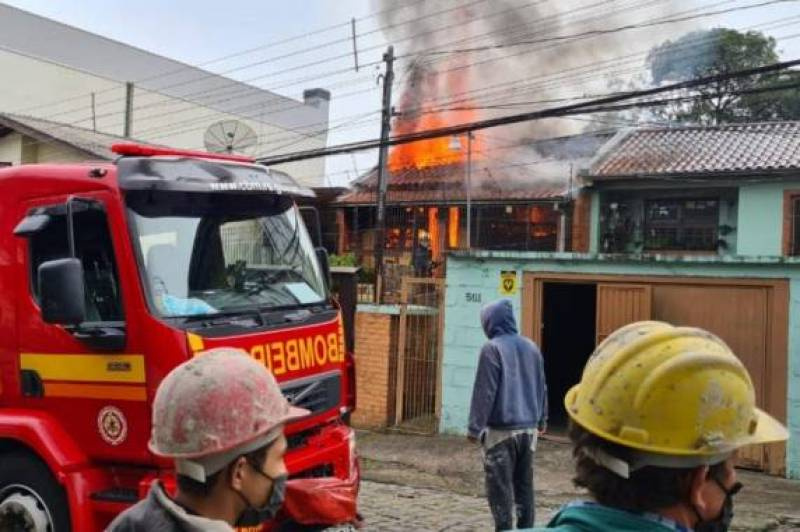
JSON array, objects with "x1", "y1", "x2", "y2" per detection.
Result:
[{"x1": 3, "y1": 0, "x2": 800, "y2": 185}]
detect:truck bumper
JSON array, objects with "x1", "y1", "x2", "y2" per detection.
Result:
[{"x1": 281, "y1": 422, "x2": 360, "y2": 526}]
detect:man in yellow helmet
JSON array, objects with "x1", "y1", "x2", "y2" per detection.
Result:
[{"x1": 529, "y1": 321, "x2": 788, "y2": 532}]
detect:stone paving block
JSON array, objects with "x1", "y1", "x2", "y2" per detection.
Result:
[{"x1": 358, "y1": 481, "x2": 493, "y2": 531}]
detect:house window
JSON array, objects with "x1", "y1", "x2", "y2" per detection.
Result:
[
  {"x1": 0, "y1": 162, "x2": 11, "y2": 167},
  {"x1": 790, "y1": 196, "x2": 800, "y2": 255},
  {"x1": 475, "y1": 205, "x2": 558, "y2": 251},
  {"x1": 644, "y1": 199, "x2": 719, "y2": 251}
]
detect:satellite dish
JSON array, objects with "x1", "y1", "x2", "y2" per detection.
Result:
[{"x1": 204, "y1": 120, "x2": 258, "y2": 155}]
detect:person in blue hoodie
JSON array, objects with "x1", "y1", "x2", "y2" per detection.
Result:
[{"x1": 468, "y1": 298, "x2": 548, "y2": 531}]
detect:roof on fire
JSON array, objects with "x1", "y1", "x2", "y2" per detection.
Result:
[{"x1": 337, "y1": 130, "x2": 615, "y2": 206}]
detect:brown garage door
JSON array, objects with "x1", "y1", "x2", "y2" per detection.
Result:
[
  {"x1": 523, "y1": 272, "x2": 788, "y2": 475},
  {"x1": 596, "y1": 283, "x2": 652, "y2": 344},
  {"x1": 652, "y1": 284, "x2": 768, "y2": 470}
]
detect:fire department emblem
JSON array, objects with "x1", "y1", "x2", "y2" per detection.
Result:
[{"x1": 97, "y1": 406, "x2": 128, "y2": 446}]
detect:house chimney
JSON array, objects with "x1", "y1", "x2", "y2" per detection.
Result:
[{"x1": 303, "y1": 88, "x2": 331, "y2": 109}]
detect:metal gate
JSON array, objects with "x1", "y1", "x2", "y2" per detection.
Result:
[{"x1": 392, "y1": 277, "x2": 445, "y2": 433}]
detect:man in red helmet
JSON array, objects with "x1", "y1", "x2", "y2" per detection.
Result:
[{"x1": 108, "y1": 347, "x2": 309, "y2": 531}]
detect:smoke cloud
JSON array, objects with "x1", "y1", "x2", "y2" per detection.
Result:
[{"x1": 374, "y1": 0, "x2": 695, "y2": 174}]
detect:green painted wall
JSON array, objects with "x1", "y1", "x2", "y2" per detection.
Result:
[
  {"x1": 441, "y1": 251, "x2": 800, "y2": 479},
  {"x1": 737, "y1": 183, "x2": 787, "y2": 256}
]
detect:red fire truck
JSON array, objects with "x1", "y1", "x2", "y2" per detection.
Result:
[{"x1": 0, "y1": 144, "x2": 358, "y2": 531}]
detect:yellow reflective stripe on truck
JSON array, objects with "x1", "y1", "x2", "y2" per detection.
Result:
[
  {"x1": 186, "y1": 332, "x2": 205, "y2": 353},
  {"x1": 20, "y1": 353, "x2": 146, "y2": 384}
]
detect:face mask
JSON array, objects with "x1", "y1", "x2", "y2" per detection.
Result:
[
  {"x1": 694, "y1": 479, "x2": 742, "y2": 532},
  {"x1": 234, "y1": 460, "x2": 288, "y2": 528}
]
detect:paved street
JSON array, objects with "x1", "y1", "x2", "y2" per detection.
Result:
[
  {"x1": 359, "y1": 481, "x2": 493, "y2": 531},
  {"x1": 356, "y1": 431, "x2": 800, "y2": 531}
]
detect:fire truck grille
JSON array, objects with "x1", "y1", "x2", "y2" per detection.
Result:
[{"x1": 281, "y1": 371, "x2": 341, "y2": 417}]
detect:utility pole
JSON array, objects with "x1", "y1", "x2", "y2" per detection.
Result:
[
  {"x1": 466, "y1": 131, "x2": 473, "y2": 249},
  {"x1": 124, "y1": 82, "x2": 134, "y2": 138},
  {"x1": 351, "y1": 18, "x2": 359, "y2": 72},
  {"x1": 374, "y1": 46, "x2": 394, "y2": 301}
]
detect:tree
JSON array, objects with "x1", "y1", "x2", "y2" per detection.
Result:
[{"x1": 646, "y1": 28, "x2": 800, "y2": 124}]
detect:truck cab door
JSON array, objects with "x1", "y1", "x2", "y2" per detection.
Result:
[{"x1": 14, "y1": 191, "x2": 150, "y2": 461}]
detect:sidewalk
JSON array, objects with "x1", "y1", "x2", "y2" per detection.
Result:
[{"x1": 357, "y1": 430, "x2": 800, "y2": 531}]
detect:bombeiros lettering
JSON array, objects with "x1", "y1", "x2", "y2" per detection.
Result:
[{"x1": 248, "y1": 332, "x2": 343, "y2": 375}]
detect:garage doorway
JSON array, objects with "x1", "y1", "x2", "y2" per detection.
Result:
[
  {"x1": 540, "y1": 282, "x2": 596, "y2": 430},
  {"x1": 522, "y1": 272, "x2": 788, "y2": 475}
]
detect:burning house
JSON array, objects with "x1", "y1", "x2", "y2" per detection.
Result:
[
  {"x1": 332, "y1": 0, "x2": 686, "y2": 283},
  {"x1": 335, "y1": 60, "x2": 613, "y2": 279},
  {"x1": 336, "y1": 130, "x2": 612, "y2": 266}
]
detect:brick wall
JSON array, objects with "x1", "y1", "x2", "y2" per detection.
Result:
[
  {"x1": 571, "y1": 190, "x2": 592, "y2": 252},
  {"x1": 351, "y1": 311, "x2": 398, "y2": 428}
]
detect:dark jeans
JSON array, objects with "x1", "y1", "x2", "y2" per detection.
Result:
[{"x1": 483, "y1": 432, "x2": 535, "y2": 531}]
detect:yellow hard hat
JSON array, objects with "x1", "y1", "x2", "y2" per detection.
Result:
[{"x1": 566, "y1": 321, "x2": 787, "y2": 467}]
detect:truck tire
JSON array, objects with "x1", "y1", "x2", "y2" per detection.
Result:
[{"x1": 0, "y1": 450, "x2": 71, "y2": 532}]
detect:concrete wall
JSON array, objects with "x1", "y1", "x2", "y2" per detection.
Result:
[
  {"x1": 583, "y1": 179, "x2": 800, "y2": 257},
  {"x1": 0, "y1": 133, "x2": 86, "y2": 164},
  {"x1": 790, "y1": 276, "x2": 800, "y2": 479},
  {"x1": 32, "y1": 138, "x2": 88, "y2": 164},
  {"x1": 736, "y1": 183, "x2": 795, "y2": 256},
  {"x1": 441, "y1": 250, "x2": 800, "y2": 479},
  {"x1": 0, "y1": 133, "x2": 23, "y2": 165}
]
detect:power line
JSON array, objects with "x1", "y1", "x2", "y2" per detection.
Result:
[
  {"x1": 5, "y1": 0, "x2": 432, "y2": 117},
  {"x1": 259, "y1": 20, "x2": 800, "y2": 156},
  {"x1": 15, "y1": 23, "x2": 796, "y2": 164},
  {"x1": 255, "y1": 58, "x2": 800, "y2": 165},
  {"x1": 0, "y1": 0, "x2": 713, "y2": 148},
  {"x1": 285, "y1": 77, "x2": 800, "y2": 185},
  {"x1": 8, "y1": 0, "x2": 793, "y2": 160},
  {"x1": 7, "y1": 0, "x2": 486, "y2": 125},
  {"x1": 417, "y1": 0, "x2": 795, "y2": 56},
  {"x1": 367, "y1": 0, "x2": 736, "y2": 116},
  {"x1": 127, "y1": 25, "x2": 800, "y2": 158},
  {"x1": 251, "y1": 0, "x2": 737, "y2": 153},
  {"x1": 397, "y1": 9, "x2": 800, "y2": 114},
  {"x1": 11, "y1": 0, "x2": 551, "y2": 146}
]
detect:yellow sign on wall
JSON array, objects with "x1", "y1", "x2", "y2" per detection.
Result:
[{"x1": 499, "y1": 270, "x2": 518, "y2": 295}]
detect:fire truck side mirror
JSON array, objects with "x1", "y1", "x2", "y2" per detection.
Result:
[
  {"x1": 316, "y1": 247, "x2": 332, "y2": 290},
  {"x1": 38, "y1": 258, "x2": 86, "y2": 325}
]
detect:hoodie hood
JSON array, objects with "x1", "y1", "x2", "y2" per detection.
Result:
[{"x1": 480, "y1": 299, "x2": 518, "y2": 339}]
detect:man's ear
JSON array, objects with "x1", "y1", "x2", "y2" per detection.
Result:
[
  {"x1": 228, "y1": 456, "x2": 249, "y2": 491},
  {"x1": 689, "y1": 465, "x2": 711, "y2": 513}
]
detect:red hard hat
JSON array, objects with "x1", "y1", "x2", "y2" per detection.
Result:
[{"x1": 149, "y1": 348, "x2": 309, "y2": 463}]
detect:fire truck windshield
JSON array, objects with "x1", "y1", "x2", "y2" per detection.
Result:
[{"x1": 126, "y1": 191, "x2": 327, "y2": 318}]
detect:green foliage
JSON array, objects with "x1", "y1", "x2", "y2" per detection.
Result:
[
  {"x1": 329, "y1": 253, "x2": 357, "y2": 267},
  {"x1": 646, "y1": 28, "x2": 800, "y2": 124}
]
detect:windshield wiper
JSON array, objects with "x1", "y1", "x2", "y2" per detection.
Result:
[
  {"x1": 182, "y1": 309, "x2": 264, "y2": 328},
  {"x1": 246, "y1": 272, "x2": 288, "y2": 296}
]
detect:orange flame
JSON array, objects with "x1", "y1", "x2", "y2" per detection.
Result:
[
  {"x1": 388, "y1": 68, "x2": 484, "y2": 171},
  {"x1": 448, "y1": 207, "x2": 460, "y2": 248},
  {"x1": 428, "y1": 207, "x2": 441, "y2": 262},
  {"x1": 389, "y1": 113, "x2": 484, "y2": 171}
]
